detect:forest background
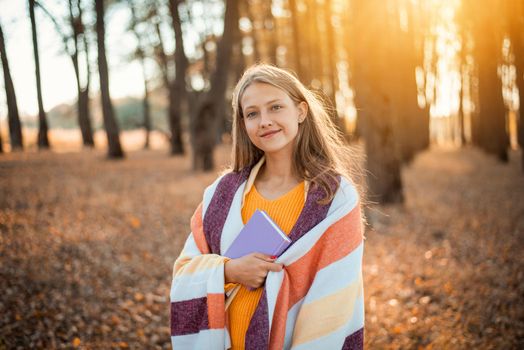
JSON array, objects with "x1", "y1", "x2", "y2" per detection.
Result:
[{"x1": 1, "y1": 0, "x2": 523, "y2": 348}]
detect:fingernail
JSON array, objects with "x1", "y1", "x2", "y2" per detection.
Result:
[{"x1": 270, "y1": 255, "x2": 277, "y2": 259}]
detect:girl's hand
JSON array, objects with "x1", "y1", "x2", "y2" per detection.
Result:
[{"x1": 224, "y1": 253, "x2": 284, "y2": 289}]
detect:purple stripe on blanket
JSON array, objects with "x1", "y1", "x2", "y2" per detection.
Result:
[
  {"x1": 203, "y1": 166, "x2": 252, "y2": 254},
  {"x1": 245, "y1": 288, "x2": 269, "y2": 350},
  {"x1": 286, "y1": 174, "x2": 340, "y2": 250},
  {"x1": 342, "y1": 327, "x2": 364, "y2": 350},
  {"x1": 170, "y1": 297, "x2": 209, "y2": 336}
]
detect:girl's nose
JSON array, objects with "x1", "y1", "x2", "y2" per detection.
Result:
[{"x1": 259, "y1": 110, "x2": 273, "y2": 126}]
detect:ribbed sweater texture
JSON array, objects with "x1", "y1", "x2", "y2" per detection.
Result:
[{"x1": 228, "y1": 180, "x2": 306, "y2": 349}]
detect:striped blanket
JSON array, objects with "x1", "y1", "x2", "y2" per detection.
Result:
[{"x1": 170, "y1": 165, "x2": 365, "y2": 349}]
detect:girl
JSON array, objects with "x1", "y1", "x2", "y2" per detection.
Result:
[{"x1": 170, "y1": 64, "x2": 365, "y2": 349}]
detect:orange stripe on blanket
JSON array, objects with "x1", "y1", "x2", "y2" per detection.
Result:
[
  {"x1": 207, "y1": 293, "x2": 226, "y2": 329},
  {"x1": 269, "y1": 204, "x2": 363, "y2": 350},
  {"x1": 191, "y1": 202, "x2": 210, "y2": 254}
]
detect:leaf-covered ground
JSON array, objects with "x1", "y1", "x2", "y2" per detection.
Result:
[{"x1": 0, "y1": 143, "x2": 523, "y2": 349}]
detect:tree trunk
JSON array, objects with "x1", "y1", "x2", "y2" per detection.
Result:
[
  {"x1": 457, "y1": 70, "x2": 466, "y2": 146},
  {"x1": 29, "y1": 0, "x2": 50, "y2": 149},
  {"x1": 262, "y1": 0, "x2": 278, "y2": 65},
  {"x1": 153, "y1": 21, "x2": 168, "y2": 87},
  {"x1": 391, "y1": 1, "x2": 429, "y2": 164},
  {"x1": 342, "y1": 0, "x2": 361, "y2": 142},
  {"x1": 306, "y1": 0, "x2": 320, "y2": 85},
  {"x1": 456, "y1": 1, "x2": 470, "y2": 146},
  {"x1": 231, "y1": 5, "x2": 246, "y2": 135},
  {"x1": 189, "y1": 92, "x2": 215, "y2": 171},
  {"x1": 191, "y1": 0, "x2": 238, "y2": 171},
  {"x1": 78, "y1": 88, "x2": 94, "y2": 146},
  {"x1": 470, "y1": 1, "x2": 508, "y2": 161},
  {"x1": 509, "y1": 0, "x2": 524, "y2": 170},
  {"x1": 351, "y1": 0, "x2": 403, "y2": 204},
  {"x1": 0, "y1": 23, "x2": 23, "y2": 150},
  {"x1": 95, "y1": 0, "x2": 124, "y2": 158},
  {"x1": 288, "y1": 0, "x2": 303, "y2": 79},
  {"x1": 75, "y1": 0, "x2": 94, "y2": 147},
  {"x1": 245, "y1": 1, "x2": 261, "y2": 63},
  {"x1": 324, "y1": 0, "x2": 343, "y2": 133},
  {"x1": 152, "y1": 13, "x2": 177, "y2": 148},
  {"x1": 39, "y1": 0, "x2": 95, "y2": 147},
  {"x1": 408, "y1": 2, "x2": 430, "y2": 155},
  {"x1": 67, "y1": 0, "x2": 95, "y2": 147},
  {"x1": 129, "y1": 1, "x2": 151, "y2": 149},
  {"x1": 233, "y1": 7, "x2": 246, "y2": 83},
  {"x1": 168, "y1": 0, "x2": 188, "y2": 155},
  {"x1": 457, "y1": 36, "x2": 468, "y2": 145},
  {"x1": 141, "y1": 59, "x2": 151, "y2": 150}
]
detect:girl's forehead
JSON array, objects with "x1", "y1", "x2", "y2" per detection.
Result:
[{"x1": 241, "y1": 82, "x2": 290, "y2": 108}]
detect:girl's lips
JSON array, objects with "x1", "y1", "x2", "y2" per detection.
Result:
[{"x1": 261, "y1": 130, "x2": 281, "y2": 138}]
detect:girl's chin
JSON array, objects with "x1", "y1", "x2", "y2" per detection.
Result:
[{"x1": 256, "y1": 141, "x2": 294, "y2": 155}]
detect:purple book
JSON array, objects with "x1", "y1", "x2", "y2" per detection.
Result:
[{"x1": 224, "y1": 209, "x2": 292, "y2": 259}]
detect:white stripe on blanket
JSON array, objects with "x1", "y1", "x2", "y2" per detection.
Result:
[
  {"x1": 276, "y1": 177, "x2": 359, "y2": 265},
  {"x1": 269, "y1": 244, "x2": 364, "y2": 349},
  {"x1": 171, "y1": 328, "x2": 231, "y2": 349},
  {"x1": 292, "y1": 274, "x2": 363, "y2": 345},
  {"x1": 302, "y1": 242, "x2": 364, "y2": 303},
  {"x1": 170, "y1": 233, "x2": 226, "y2": 295},
  {"x1": 291, "y1": 295, "x2": 364, "y2": 350}
]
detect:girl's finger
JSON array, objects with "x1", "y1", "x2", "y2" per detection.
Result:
[{"x1": 266, "y1": 262, "x2": 284, "y2": 272}]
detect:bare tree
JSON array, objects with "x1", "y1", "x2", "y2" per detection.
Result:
[
  {"x1": 29, "y1": 0, "x2": 50, "y2": 149},
  {"x1": 37, "y1": 0, "x2": 95, "y2": 147},
  {"x1": 508, "y1": 0, "x2": 524, "y2": 170},
  {"x1": 0, "y1": 23, "x2": 23, "y2": 151},
  {"x1": 467, "y1": 0, "x2": 508, "y2": 161},
  {"x1": 391, "y1": 0, "x2": 429, "y2": 163},
  {"x1": 190, "y1": 0, "x2": 239, "y2": 171},
  {"x1": 70, "y1": 0, "x2": 95, "y2": 147},
  {"x1": 95, "y1": 0, "x2": 124, "y2": 158},
  {"x1": 245, "y1": 0, "x2": 261, "y2": 63},
  {"x1": 341, "y1": 0, "x2": 361, "y2": 141},
  {"x1": 233, "y1": 1, "x2": 246, "y2": 81},
  {"x1": 288, "y1": 0, "x2": 303, "y2": 78},
  {"x1": 262, "y1": 0, "x2": 277, "y2": 65},
  {"x1": 148, "y1": 2, "x2": 176, "y2": 143},
  {"x1": 456, "y1": 3, "x2": 470, "y2": 146},
  {"x1": 128, "y1": 0, "x2": 151, "y2": 149},
  {"x1": 351, "y1": 0, "x2": 403, "y2": 203},
  {"x1": 324, "y1": 0, "x2": 343, "y2": 132},
  {"x1": 167, "y1": 0, "x2": 188, "y2": 155}
]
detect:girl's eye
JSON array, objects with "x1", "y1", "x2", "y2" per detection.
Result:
[
  {"x1": 272, "y1": 105, "x2": 282, "y2": 111},
  {"x1": 246, "y1": 111, "x2": 257, "y2": 118}
]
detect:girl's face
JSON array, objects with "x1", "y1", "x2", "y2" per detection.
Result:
[{"x1": 240, "y1": 82, "x2": 307, "y2": 157}]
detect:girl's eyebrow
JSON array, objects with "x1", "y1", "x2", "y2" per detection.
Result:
[{"x1": 244, "y1": 99, "x2": 282, "y2": 111}]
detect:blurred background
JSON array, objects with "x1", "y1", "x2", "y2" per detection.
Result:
[{"x1": 0, "y1": 0, "x2": 523, "y2": 349}]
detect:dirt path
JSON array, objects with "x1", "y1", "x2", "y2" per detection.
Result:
[{"x1": 0, "y1": 145, "x2": 522, "y2": 349}]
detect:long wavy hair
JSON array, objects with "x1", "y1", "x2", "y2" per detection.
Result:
[{"x1": 226, "y1": 64, "x2": 364, "y2": 206}]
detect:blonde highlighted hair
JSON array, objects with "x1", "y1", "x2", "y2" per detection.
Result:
[{"x1": 226, "y1": 64, "x2": 364, "y2": 205}]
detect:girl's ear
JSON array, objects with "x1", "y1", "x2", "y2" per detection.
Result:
[{"x1": 298, "y1": 101, "x2": 308, "y2": 121}]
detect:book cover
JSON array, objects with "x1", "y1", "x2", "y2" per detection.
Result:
[{"x1": 224, "y1": 209, "x2": 292, "y2": 259}]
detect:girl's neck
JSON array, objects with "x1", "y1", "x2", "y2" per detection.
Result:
[{"x1": 258, "y1": 153, "x2": 300, "y2": 186}]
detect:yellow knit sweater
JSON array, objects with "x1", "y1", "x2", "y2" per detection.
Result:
[{"x1": 226, "y1": 180, "x2": 306, "y2": 349}]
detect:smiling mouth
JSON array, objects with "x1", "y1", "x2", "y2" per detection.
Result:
[{"x1": 261, "y1": 130, "x2": 281, "y2": 138}]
